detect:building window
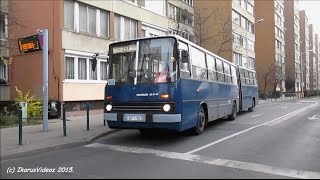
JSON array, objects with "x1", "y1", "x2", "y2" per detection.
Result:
[
  {"x1": 233, "y1": 33, "x2": 243, "y2": 46},
  {"x1": 1, "y1": 12, "x2": 8, "y2": 38},
  {"x1": 169, "y1": 4, "x2": 177, "y2": 21},
  {"x1": 114, "y1": 15, "x2": 137, "y2": 41},
  {"x1": 88, "y1": 7, "x2": 96, "y2": 34},
  {"x1": 233, "y1": 52, "x2": 242, "y2": 66},
  {"x1": 79, "y1": 4, "x2": 87, "y2": 32},
  {"x1": 65, "y1": 1, "x2": 109, "y2": 37},
  {"x1": 89, "y1": 59, "x2": 97, "y2": 80},
  {"x1": 78, "y1": 58, "x2": 87, "y2": 80},
  {"x1": 65, "y1": 57, "x2": 75, "y2": 79},
  {"x1": 248, "y1": 40, "x2": 254, "y2": 51},
  {"x1": 100, "y1": 11, "x2": 109, "y2": 37},
  {"x1": 79, "y1": 4, "x2": 96, "y2": 34},
  {"x1": 64, "y1": 0, "x2": 74, "y2": 30},
  {"x1": 232, "y1": 10, "x2": 240, "y2": 25},
  {"x1": 0, "y1": 61, "x2": 7, "y2": 83},
  {"x1": 247, "y1": 2, "x2": 253, "y2": 15},
  {"x1": 100, "y1": 61, "x2": 108, "y2": 80},
  {"x1": 65, "y1": 53, "x2": 108, "y2": 81}
]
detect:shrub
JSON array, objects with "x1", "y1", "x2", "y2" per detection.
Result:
[
  {"x1": 0, "y1": 106, "x2": 18, "y2": 127},
  {"x1": 14, "y1": 86, "x2": 43, "y2": 120}
]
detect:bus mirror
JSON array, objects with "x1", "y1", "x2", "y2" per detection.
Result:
[{"x1": 181, "y1": 50, "x2": 189, "y2": 63}]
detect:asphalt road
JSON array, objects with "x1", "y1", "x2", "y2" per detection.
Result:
[{"x1": 1, "y1": 98, "x2": 320, "y2": 179}]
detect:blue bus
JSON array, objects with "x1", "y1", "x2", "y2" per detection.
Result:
[{"x1": 104, "y1": 35, "x2": 258, "y2": 135}]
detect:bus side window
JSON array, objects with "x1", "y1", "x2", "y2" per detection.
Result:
[
  {"x1": 231, "y1": 66, "x2": 237, "y2": 85},
  {"x1": 207, "y1": 54, "x2": 217, "y2": 82},
  {"x1": 253, "y1": 72, "x2": 257, "y2": 85},
  {"x1": 216, "y1": 59, "x2": 224, "y2": 82},
  {"x1": 249, "y1": 72, "x2": 254, "y2": 85},
  {"x1": 224, "y1": 63, "x2": 231, "y2": 84},
  {"x1": 190, "y1": 46, "x2": 207, "y2": 80}
]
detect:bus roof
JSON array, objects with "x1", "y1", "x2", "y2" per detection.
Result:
[{"x1": 109, "y1": 35, "x2": 255, "y2": 72}]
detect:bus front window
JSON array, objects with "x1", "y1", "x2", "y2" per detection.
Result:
[
  {"x1": 137, "y1": 38, "x2": 177, "y2": 84},
  {"x1": 110, "y1": 43, "x2": 137, "y2": 84},
  {"x1": 109, "y1": 38, "x2": 177, "y2": 85}
]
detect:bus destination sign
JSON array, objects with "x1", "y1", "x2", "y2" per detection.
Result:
[{"x1": 18, "y1": 35, "x2": 42, "y2": 53}]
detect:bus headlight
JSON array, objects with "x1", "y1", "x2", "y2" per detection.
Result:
[
  {"x1": 106, "y1": 104, "x2": 113, "y2": 112},
  {"x1": 163, "y1": 104, "x2": 171, "y2": 112}
]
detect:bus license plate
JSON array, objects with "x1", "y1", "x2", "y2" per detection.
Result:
[{"x1": 124, "y1": 114, "x2": 146, "y2": 122}]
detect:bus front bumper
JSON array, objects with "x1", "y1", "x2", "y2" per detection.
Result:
[{"x1": 104, "y1": 113, "x2": 182, "y2": 131}]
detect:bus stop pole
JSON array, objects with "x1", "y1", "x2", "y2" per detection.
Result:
[
  {"x1": 86, "y1": 102, "x2": 90, "y2": 131},
  {"x1": 18, "y1": 108, "x2": 23, "y2": 145}
]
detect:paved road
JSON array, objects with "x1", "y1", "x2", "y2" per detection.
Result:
[{"x1": 1, "y1": 98, "x2": 320, "y2": 179}]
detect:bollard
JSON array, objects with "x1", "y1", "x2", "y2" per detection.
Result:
[
  {"x1": 86, "y1": 102, "x2": 90, "y2": 131},
  {"x1": 104, "y1": 119, "x2": 106, "y2": 126},
  {"x1": 18, "y1": 108, "x2": 23, "y2": 145},
  {"x1": 63, "y1": 104, "x2": 66, "y2": 136}
]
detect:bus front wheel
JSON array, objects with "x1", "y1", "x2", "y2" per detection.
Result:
[{"x1": 192, "y1": 106, "x2": 206, "y2": 135}]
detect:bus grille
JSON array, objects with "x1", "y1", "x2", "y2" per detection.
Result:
[{"x1": 110, "y1": 102, "x2": 173, "y2": 113}]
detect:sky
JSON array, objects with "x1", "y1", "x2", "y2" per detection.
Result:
[{"x1": 299, "y1": 0, "x2": 320, "y2": 33}]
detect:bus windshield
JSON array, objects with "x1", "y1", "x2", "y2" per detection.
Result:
[{"x1": 109, "y1": 37, "x2": 177, "y2": 85}]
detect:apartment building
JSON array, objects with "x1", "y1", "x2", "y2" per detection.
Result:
[
  {"x1": 193, "y1": 0, "x2": 256, "y2": 69},
  {"x1": 314, "y1": 34, "x2": 320, "y2": 90},
  {"x1": 255, "y1": 0, "x2": 286, "y2": 93},
  {"x1": 0, "y1": 0, "x2": 9, "y2": 101},
  {"x1": 308, "y1": 24, "x2": 317, "y2": 90},
  {"x1": 299, "y1": 10, "x2": 310, "y2": 91},
  {"x1": 284, "y1": 0, "x2": 300, "y2": 93},
  {"x1": 5, "y1": 0, "x2": 194, "y2": 112}
]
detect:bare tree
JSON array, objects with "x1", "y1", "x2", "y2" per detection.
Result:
[
  {"x1": 264, "y1": 63, "x2": 286, "y2": 95},
  {"x1": 193, "y1": 7, "x2": 236, "y2": 58}
]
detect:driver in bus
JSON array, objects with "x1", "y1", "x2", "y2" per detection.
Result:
[
  {"x1": 154, "y1": 61, "x2": 170, "y2": 83},
  {"x1": 154, "y1": 57, "x2": 176, "y2": 83}
]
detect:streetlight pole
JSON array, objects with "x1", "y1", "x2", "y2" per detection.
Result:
[{"x1": 246, "y1": 19, "x2": 264, "y2": 68}]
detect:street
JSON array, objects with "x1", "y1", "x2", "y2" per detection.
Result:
[{"x1": 1, "y1": 98, "x2": 320, "y2": 179}]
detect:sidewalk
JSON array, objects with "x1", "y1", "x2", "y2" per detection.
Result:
[
  {"x1": 258, "y1": 95, "x2": 301, "y2": 105},
  {"x1": 0, "y1": 109, "x2": 117, "y2": 160}
]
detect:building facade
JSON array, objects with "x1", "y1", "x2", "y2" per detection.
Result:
[
  {"x1": 299, "y1": 10, "x2": 310, "y2": 91},
  {"x1": 0, "y1": 0, "x2": 10, "y2": 101},
  {"x1": 255, "y1": 0, "x2": 285, "y2": 93},
  {"x1": 5, "y1": 0, "x2": 194, "y2": 112},
  {"x1": 284, "y1": 0, "x2": 300, "y2": 93},
  {"x1": 193, "y1": 0, "x2": 256, "y2": 69},
  {"x1": 314, "y1": 34, "x2": 320, "y2": 90},
  {"x1": 308, "y1": 24, "x2": 317, "y2": 90}
]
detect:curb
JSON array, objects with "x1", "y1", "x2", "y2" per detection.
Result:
[{"x1": 0, "y1": 129, "x2": 120, "y2": 161}]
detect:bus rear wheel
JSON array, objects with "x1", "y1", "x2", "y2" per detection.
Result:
[
  {"x1": 192, "y1": 106, "x2": 206, "y2": 135},
  {"x1": 248, "y1": 99, "x2": 255, "y2": 112},
  {"x1": 228, "y1": 102, "x2": 237, "y2": 121}
]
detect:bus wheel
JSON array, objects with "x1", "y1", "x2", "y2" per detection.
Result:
[
  {"x1": 248, "y1": 99, "x2": 255, "y2": 112},
  {"x1": 192, "y1": 106, "x2": 206, "y2": 135},
  {"x1": 228, "y1": 102, "x2": 237, "y2": 121}
]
